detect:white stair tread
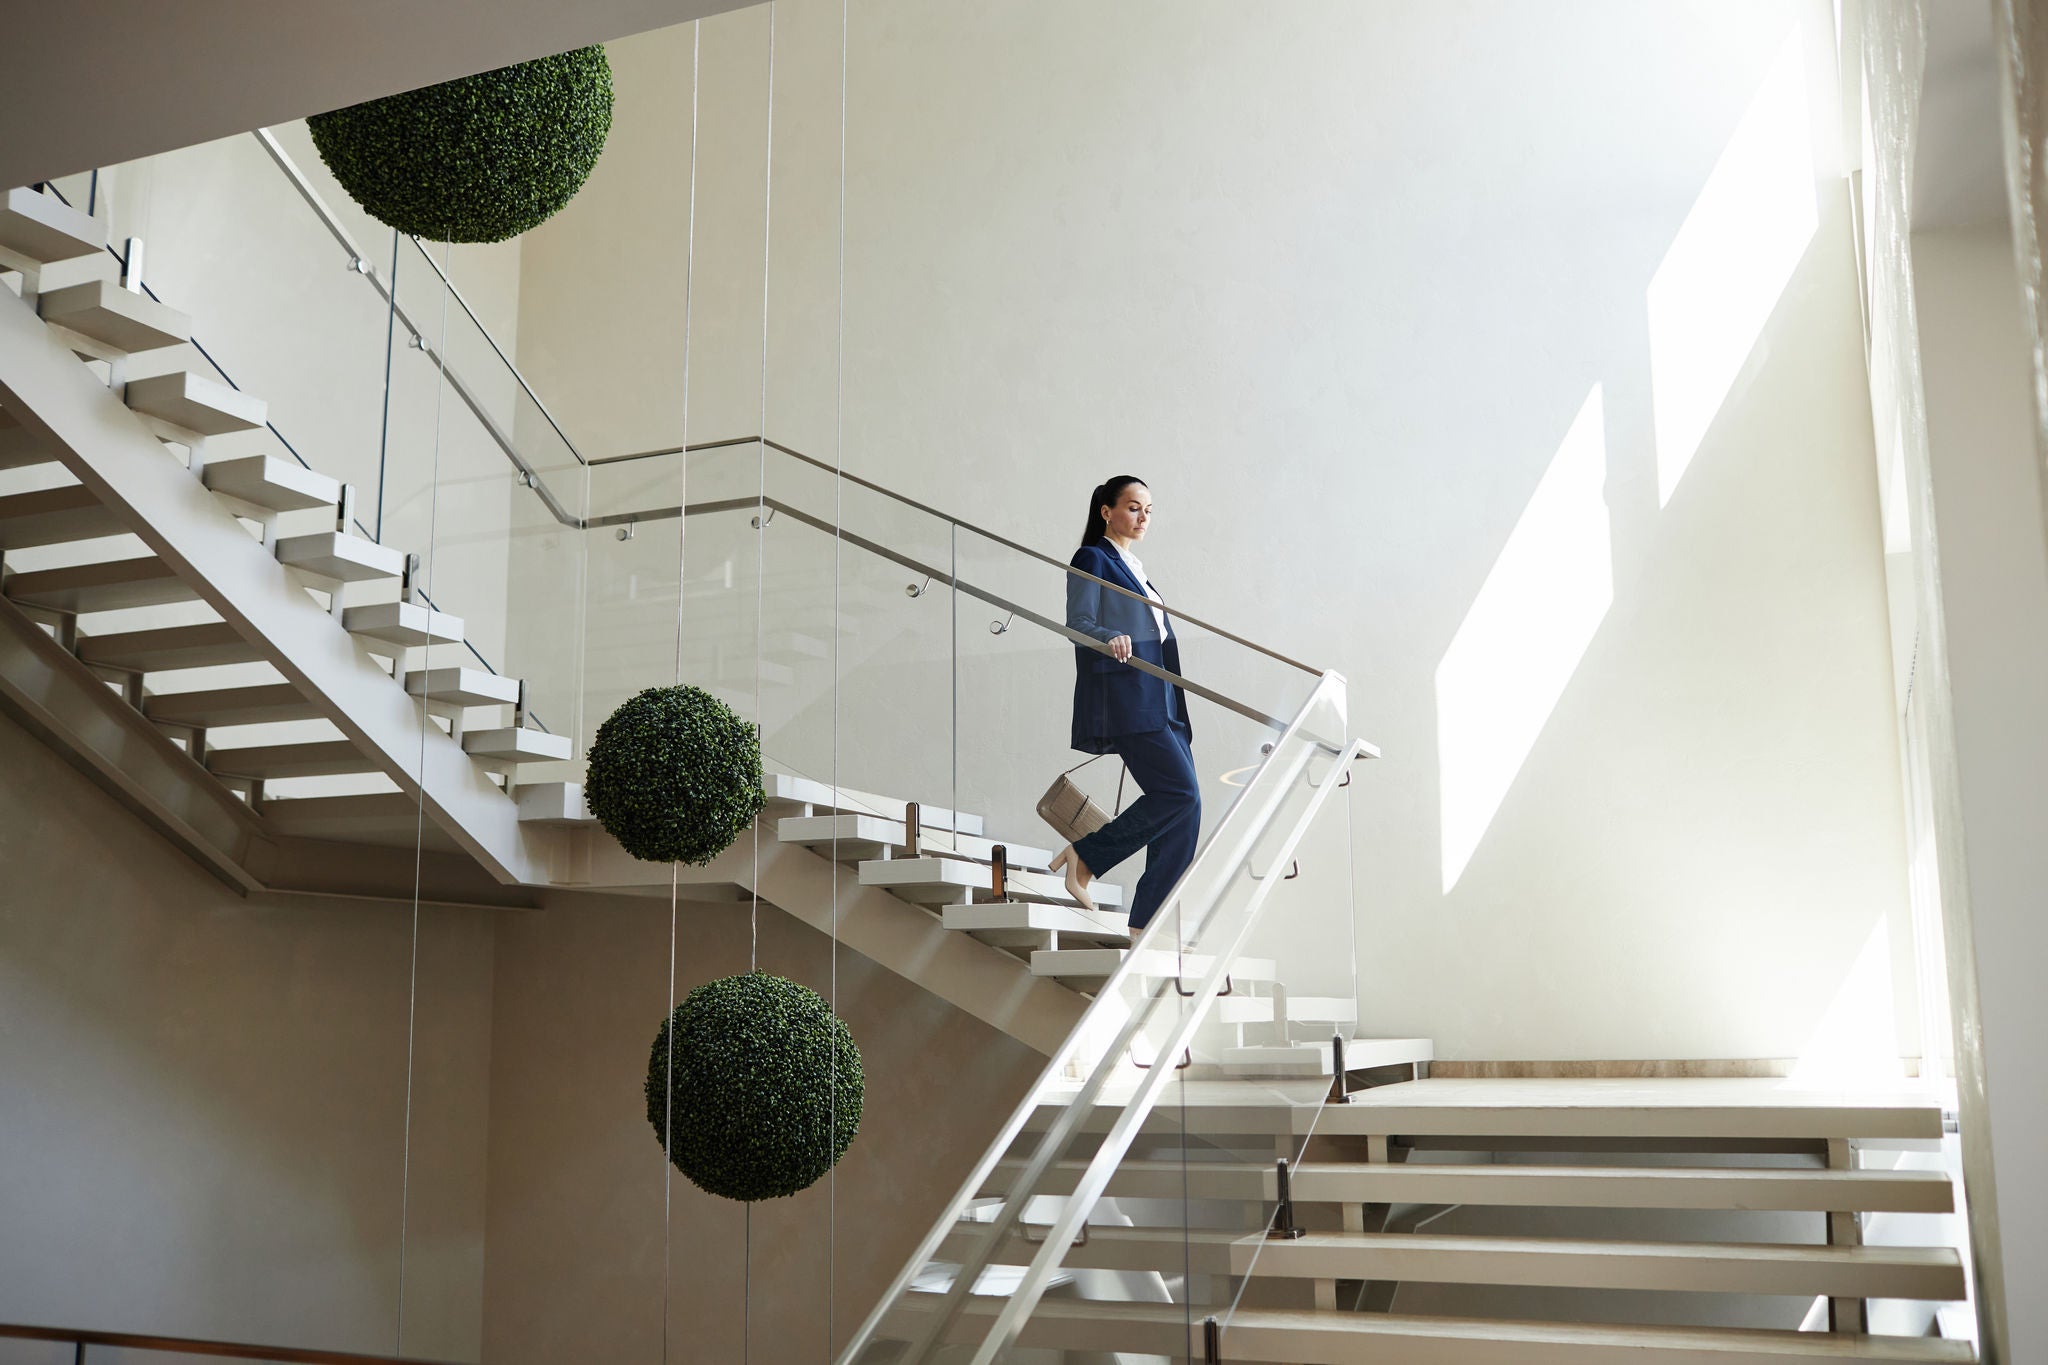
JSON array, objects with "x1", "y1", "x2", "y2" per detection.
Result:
[
  {"x1": 201, "y1": 454, "x2": 340, "y2": 512},
  {"x1": 404, "y1": 666, "x2": 519, "y2": 708},
  {"x1": 860, "y1": 855, "x2": 1124, "y2": 908},
  {"x1": 1216, "y1": 995, "x2": 1360, "y2": 1026},
  {"x1": 341, "y1": 600, "x2": 464, "y2": 647},
  {"x1": 0, "y1": 484, "x2": 126, "y2": 548},
  {"x1": 517, "y1": 781, "x2": 590, "y2": 824},
  {"x1": 462, "y1": 726, "x2": 571, "y2": 763},
  {"x1": 889, "y1": 1290, "x2": 1978, "y2": 1362},
  {"x1": 942, "y1": 901, "x2": 1132, "y2": 941},
  {"x1": 765, "y1": 770, "x2": 982, "y2": 834},
  {"x1": 0, "y1": 187, "x2": 104, "y2": 266},
  {"x1": 1030, "y1": 947, "x2": 1275, "y2": 982},
  {"x1": 77, "y1": 621, "x2": 262, "y2": 671},
  {"x1": 38, "y1": 279, "x2": 191, "y2": 354},
  {"x1": 125, "y1": 370, "x2": 267, "y2": 436},
  {"x1": 0, "y1": 408, "x2": 49, "y2": 469},
  {"x1": 1225, "y1": 1037, "x2": 1435, "y2": 1074},
  {"x1": 981, "y1": 1157, "x2": 1956, "y2": 1213},
  {"x1": 275, "y1": 530, "x2": 405, "y2": 582},
  {"x1": 778, "y1": 811, "x2": 1054, "y2": 868},
  {"x1": 5, "y1": 556, "x2": 193, "y2": 611},
  {"x1": 143, "y1": 683, "x2": 318, "y2": 727},
  {"x1": 207, "y1": 740, "x2": 376, "y2": 779}
]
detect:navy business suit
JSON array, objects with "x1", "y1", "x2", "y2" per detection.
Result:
[{"x1": 1065, "y1": 541, "x2": 1199, "y2": 930}]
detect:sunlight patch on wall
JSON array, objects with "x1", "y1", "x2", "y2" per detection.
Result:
[
  {"x1": 1789, "y1": 916, "x2": 1908, "y2": 1087},
  {"x1": 1648, "y1": 31, "x2": 1819, "y2": 508},
  {"x1": 1436, "y1": 385, "x2": 1613, "y2": 893}
]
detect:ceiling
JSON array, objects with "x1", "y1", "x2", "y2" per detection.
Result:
[
  {"x1": 1914, "y1": 0, "x2": 2011, "y2": 228},
  {"x1": 0, "y1": 0, "x2": 754, "y2": 190}
]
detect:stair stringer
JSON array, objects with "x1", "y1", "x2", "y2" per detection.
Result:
[
  {"x1": 0, "y1": 287, "x2": 553, "y2": 886},
  {"x1": 560, "y1": 828, "x2": 1088, "y2": 1056}
]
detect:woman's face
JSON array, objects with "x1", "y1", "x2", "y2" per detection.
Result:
[{"x1": 1101, "y1": 483, "x2": 1153, "y2": 542}]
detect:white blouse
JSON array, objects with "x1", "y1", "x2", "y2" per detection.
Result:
[{"x1": 1111, "y1": 540, "x2": 1170, "y2": 641}]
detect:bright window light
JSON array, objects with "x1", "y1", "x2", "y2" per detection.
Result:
[
  {"x1": 1789, "y1": 917, "x2": 1908, "y2": 1087},
  {"x1": 1436, "y1": 385, "x2": 1613, "y2": 893},
  {"x1": 1648, "y1": 32, "x2": 1819, "y2": 507}
]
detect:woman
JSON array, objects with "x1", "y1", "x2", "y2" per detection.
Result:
[{"x1": 1049, "y1": 476, "x2": 1198, "y2": 932}]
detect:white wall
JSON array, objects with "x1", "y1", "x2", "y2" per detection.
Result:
[{"x1": 513, "y1": 0, "x2": 1912, "y2": 1063}]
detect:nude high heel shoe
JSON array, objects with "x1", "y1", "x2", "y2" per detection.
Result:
[{"x1": 1049, "y1": 845, "x2": 1097, "y2": 912}]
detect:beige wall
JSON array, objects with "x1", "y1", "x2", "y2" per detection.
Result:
[
  {"x1": 0, "y1": 708, "x2": 495, "y2": 1361},
  {"x1": 512, "y1": 0, "x2": 1914, "y2": 1063}
]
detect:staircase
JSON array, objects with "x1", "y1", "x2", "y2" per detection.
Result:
[{"x1": 882, "y1": 1076, "x2": 1973, "y2": 1363}]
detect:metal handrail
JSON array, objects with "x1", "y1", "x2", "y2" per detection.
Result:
[
  {"x1": 0, "y1": 1322, "x2": 457, "y2": 1365},
  {"x1": 247, "y1": 130, "x2": 1322, "y2": 684}
]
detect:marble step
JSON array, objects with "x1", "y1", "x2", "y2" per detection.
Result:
[
  {"x1": 0, "y1": 484, "x2": 125, "y2": 548},
  {"x1": 207, "y1": 739, "x2": 377, "y2": 780},
  {"x1": 125, "y1": 370, "x2": 265, "y2": 436},
  {"x1": 778, "y1": 811, "x2": 1054, "y2": 868},
  {"x1": 143, "y1": 682, "x2": 317, "y2": 728},
  {"x1": 405, "y1": 665, "x2": 519, "y2": 709},
  {"x1": 516, "y1": 781, "x2": 590, "y2": 824},
  {"x1": 5, "y1": 555, "x2": 193, "y2": 612},
  {"x1": 462, "y1": 726, "x2": 572, "y2": 765},
  {"x1": 941, "y1": 900, "x2": 1132, "y2": 949},
  {"x1": 38, "y1": 278, "x2": 190, "y2": 355},
  {"x1": 0, "y1": 187, "x2": 103, "y2": 268},
  {"x1": 201, "y1": 453, "x2": 340, "y2": 513},
  {"x1": 884, "y1": 1290, "x2": 1977, "y2": 1363},
  {"x1": 978, "y1": 1157, "x2": 1957, "y2": 1213},
  {"x1": 76, "y1": 621, "x2": 262, "y2": 672},
  {"x1": 275, "y1": 530, "x2": 404, "y2": 583},
  {"x1": 1029, "y1": 946, "x2": 1275, "y2": 985},
  {"x1": 860, "y1": 855, "x2": 1122, "y2": 909},
  {"x1": 764, "y1": 770, "x2": 982, "y2": 834},
  {"x1": 1215, "y1": 995, "x2": 1360, "y2": 1026},
  {"x1": 341, "y1": 600, "x2": 464, "y2": 649}
]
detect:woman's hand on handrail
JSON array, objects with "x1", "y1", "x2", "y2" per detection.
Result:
[{"x1": 1107, "y1": 634, "x2": 1133, "y2": 663}]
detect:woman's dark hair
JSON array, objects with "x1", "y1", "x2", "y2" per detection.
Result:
[{"x1": 1080, "y1": 475, "x2": 1148, "y2": 547}]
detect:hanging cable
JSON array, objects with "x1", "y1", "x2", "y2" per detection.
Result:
[
  {"x1": 827, "y1": 0, "x2": 849, "y2": 1353},
  {"x1": 395, "y1": 232, "x2": 456, "y2": 1361},
  {"x1": 662, "y1": 21, "x2": 705, "y2": 1365}
]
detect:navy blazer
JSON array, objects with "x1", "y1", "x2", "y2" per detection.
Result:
[{"x1": 1066, "y1": 542, "x2": 1192, "y2": 754}]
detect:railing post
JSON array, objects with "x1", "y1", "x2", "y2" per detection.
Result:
[
  {"x1": 1268, "y1": 1157, "x2": 1306, "y2": 1240},
  {"x1": 1328, "y1": 1032, "x2": 1350, "y2": 1104},
  {"x1": 991, "y1": 845, "x2": 1007, "y2": 900},
  {"x1": 1202, "y1": 1315, "x2": 1222, "y2": 1363},
  {"x1": 903, "y1": 801, "x2": 921, "y2": 855}
]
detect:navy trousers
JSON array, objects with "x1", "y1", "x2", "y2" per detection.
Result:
[{"x1": 1072, "y1": 724, "x2": 1200, "y2": 931}]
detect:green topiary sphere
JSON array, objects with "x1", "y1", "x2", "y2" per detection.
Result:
[
  {"x1": 586, "y1": 685, "x2": 766, "y2": 865},
  {"x1": 307, "y1": 46, "x2": 614, "y2": 243},
  {"x1": 646, "y1": 972, "x2": 864, "y2": 1202}
]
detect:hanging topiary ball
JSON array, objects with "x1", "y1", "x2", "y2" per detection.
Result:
[
  {"x1": 306, "y1": 45, "x2": 614, "y2": 243},
  {"x1": 646, "y1": 972, "x2": 865, "y2": 1202},
  {"x1": 585, "y1": 685, "x2": 766, "y2": 864}
]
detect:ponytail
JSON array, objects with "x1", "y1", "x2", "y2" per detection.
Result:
[{"x1": 1079, "y1": 475, "x2": 1147, "y2": 548}]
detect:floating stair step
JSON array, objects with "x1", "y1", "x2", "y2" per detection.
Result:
[
  {"x1": 275, "y1": 530, "x2": 404, "y2": 582},
  {"x1": 404, "y1": 666, "x2": 520, "y2": 709},
  {"x1": 37, "y1": 279, "x2": 191, "y2": 355},
  {"x1": 462, "y1": 726, "x2": 571, "y2": 764},
  {"x1": 942, "y1": 900, "x2": 1132, "y2": 947},
  {"x1": 207, "y1": 739, "x2": 377, "y2": 780},
  {"x1": 886, "y1": 1290, "x2": 1979, "y2": 1363},
  {"x1": 124, "y1": 370, "x2": 266, "y2": 436},
  {"x1": 0, "y1": 484, "x2": 125, "y2": 548},
  {"x1": 778, "y1": 811, "x2": 1054, "y2": 868},
  {"x1": 0, "y1": 408, "x2": 49, "y2": 469},
  {"x1": 1224, "y1": 1037, "x2": 1435, "y2": 1076},
  {"x1": 1215, "y1": 995, "x2": 1361, "y2": 1027},
  {"x1": 517, "y1": 781, "x2": 590, "y2": 824},
  {"x1": 4, "y1": 556, "x2": 193, "y2": 612},
  {"x1": 1029, "y1": 946, "x2": 1275, "y2": 983},
  {"x1": 144, "y1": 683, "x2": 317, "y2": 728},
  {"x1": 0, "y1": 187, "x2": 104, "y2": 267},
  {"x1": 860, "y1": 855, "x2": 1123, "y2": 908},
  {"x1": 977, "y1": 1157, "x2": 1956, "y2": 1214},
  {"x1": 764, "y1": 770, "x2": 982, "y2": 834},
  {"x1": 260, "y1": 792, "x2": 453, "y2": 851},
  {"x1": 341, "y1": 600, "x2": 463, "y2": 648},
  {"x1": 76, "y1": 621, "x2": 262, "y2": 672},
  {"x1": 201, "y1": 453, "x2": 339, "y2": 513}
]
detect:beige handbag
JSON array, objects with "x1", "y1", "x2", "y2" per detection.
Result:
[{"x1": 1037, "y1": 756, "x2": 1127, "y2": 845}]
